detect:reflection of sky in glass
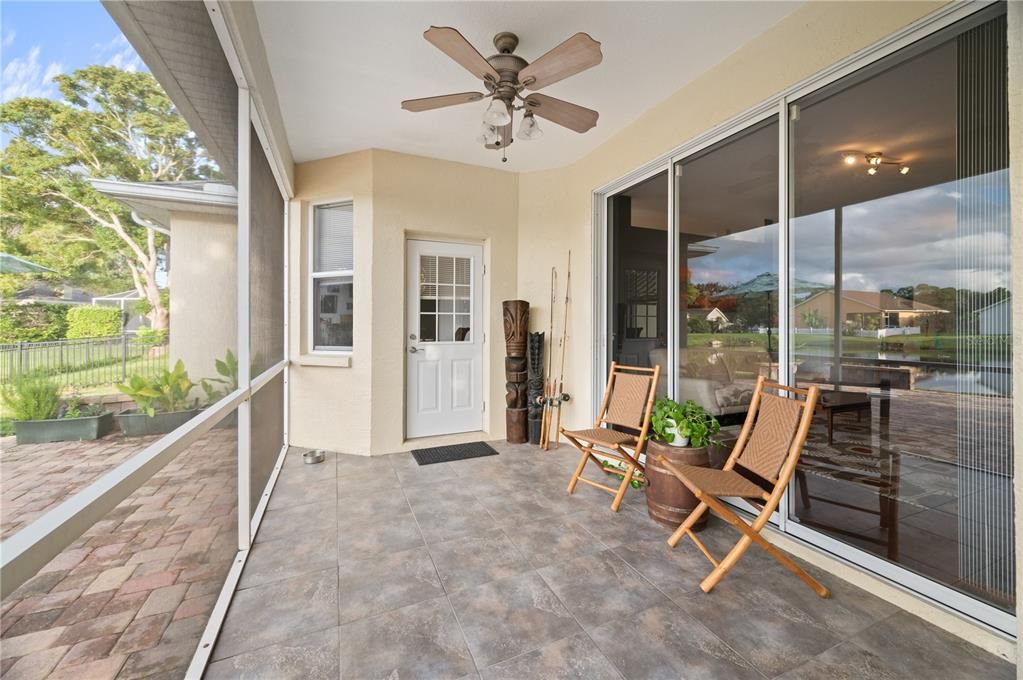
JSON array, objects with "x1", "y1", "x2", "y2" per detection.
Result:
[
  {"x1": 793, "y1": 170, "x2": 1010, "y2": 293},
  {"x1": 688, "y1": 223, "x2": 777, "y2": 286}
]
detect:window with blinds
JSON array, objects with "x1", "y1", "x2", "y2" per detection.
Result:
[{"x1": 311, "y1": 202, "x2": 354, "y2": 351}]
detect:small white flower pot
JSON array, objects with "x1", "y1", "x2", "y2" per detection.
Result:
[{"x1": 663, "y1": 419, "x2": 690, "y2": 447}]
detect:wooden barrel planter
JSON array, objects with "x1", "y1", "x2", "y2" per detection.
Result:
[{"x1": 645, "y1": 439, "x2": 709, "y2": 531}]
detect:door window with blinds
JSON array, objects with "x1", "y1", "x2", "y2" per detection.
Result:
[
  {"x1": 311, "y1": 202, "x2": 354, "y2": 351},
  {"x1": 418, "y1": 255, "x2": 472, "y2": 342}
]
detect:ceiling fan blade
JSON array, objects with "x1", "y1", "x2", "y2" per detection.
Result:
[
  {"x1": 519, "y1": 33, "x2": 602, "y2": 91},
  {"x1": 485, "y1": 122, "x2": 513, "y2": 150},
  {"x1": 525, "y1": 94, "x2": 598, "y2": 133},
  {"x1": 424, "y1": 26, "x2": 500, "y2": 83},
  {"x1": 401, "y1": 92, "x2": 485, "y2": 112}
]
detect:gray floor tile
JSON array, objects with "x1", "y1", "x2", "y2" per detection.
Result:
[
  {"x1": 504, "y1": 513, "x2": 609, "y2": 569},
  {"x1": 480, "y1": 632, "x2": 622, "y2": 680},
  {"x1": 337, "y1": 468, "x2": 400, "y2": 498},
  {"x1": 574, "y1": 506, "x2": 671, "y2": 548},
  {"x1": 256, "y1": 499, "x2": 337, "y2": 543},
  {"x1": 204, "y1": 626, "x2": 340, "y2": 680},
  {"x1": 413, "y1": 498, "x2": 498, "y2": 544},
  {"x1": 851, "y1": 611, "x2": 1015, "y2": 680},
  {"x1": 589, "y1": 602, "x2": 762, "y2": 680},
  {"x1": 449, "y1": 571, "x2": 581, "y2": 668},
  {"x1": 610, "y1": 536, "x2": 713, "y2": 599},
  {"x1": 676, "y1": 580, "x2": 841, "y2": 677},
  {"x1": 240, "y1": 525, "x2": 338, "y2": 590},
  {"x1": 538, "y1": 549, "x2": 667, "y2": 630},
  {"x1": 338, "y1": 512, "x2": 424, "y2": 559},
  {"x1": 338, "y1": 597, "x2": 474, "y2": 680},
  {"x1": 267, "y1": 476, "x2": 337, "y2": 511},
  {"x1": 336, "y1": 453, "x2": 394, "y2": 478},
  {"x1": 213, "y1": 568, "x2": 338, "y2": 661},
  {"x1": 428, "y1": 532, "x2": 532, "y2": 592},
  {"x1": 339, "y1": 545, "x2": 444, "y2": 623},
  {"x1": 338, "y1": 486, "x2": 412, "y2": 522},
  {"x1": 776, "y1": 641, "x2": 902, "y2": 680}
]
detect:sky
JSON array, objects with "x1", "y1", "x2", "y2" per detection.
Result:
[{"x1": 1, "y1": 0, "x2": 144, "y2": 103}]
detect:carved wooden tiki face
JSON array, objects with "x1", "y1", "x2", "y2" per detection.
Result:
[{"x1": 502, "y1": 300, "x2": 529, "y2": 358}]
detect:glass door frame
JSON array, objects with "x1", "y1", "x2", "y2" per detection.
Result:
[{"x1": 589, "y1": 0, "x2": 1013, "y2": 636}]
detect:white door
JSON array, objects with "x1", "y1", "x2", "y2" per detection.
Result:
[{"x1": 406, "y1": 240, "x2": 484, "y2": 438}]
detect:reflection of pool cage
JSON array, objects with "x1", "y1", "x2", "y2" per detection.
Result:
[{"x1": 91, "y1": 290, "x2": 149, "y2": 331}]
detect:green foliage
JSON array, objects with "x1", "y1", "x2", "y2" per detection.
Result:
[
  {"x1": 201, "y1": 349, "x2": 238, "y2": 405},
  {"x1": 0, "y1": 303, "x2": 69, "y2": 342},
  {"x1": 801, "y1": 309, "x2": 824, "y2": 329},
  {"x1": 66, "y1": 306, "x2": 123, "y2": 339},
  {"x1": 1, "y1": 372, "x2": 61, "y2": 421},
  {"x1": 134, "y1": 289, "x2": 169, "y2": 317},
  {"x1": 135, "y1": 327, "x2": 168, "y2": 347},
  {"x1": 117, "y1": 359, "x2": 196, "y2": 416},
  {"x1": 1, "y1": 65, "x2": 219, "y2": 329},
  {"x1": 651, "y1": 397, "x2": 720, "y2": 448},
  {"x1": 60, "y1": 392, "x2": 105, "y2": 419},
  {"x1": 687, "y1": 317, "x2": 711, "y2": 334}
]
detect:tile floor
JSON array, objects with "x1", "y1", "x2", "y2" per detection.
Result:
[{"x1": 207, "y1": 441, "x2": 1015, "y2": 680}]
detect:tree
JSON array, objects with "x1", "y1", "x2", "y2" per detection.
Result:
[{"x1": 0, "y1": 66, "x2": 219, "y2": 330}]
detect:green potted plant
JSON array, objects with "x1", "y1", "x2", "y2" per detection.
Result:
[
  {"x1": 645, "y1": 397, "x2": 721, "y2": 530},
  {"x1": 201, "y1": 349, "x2": 239, "y2": 428},
  {"x1": 115, "y1": 359, "x2": 201, "y2": 436},
  {"x1": 2, "y1": 375, "x2": 114, "y2": 445}
]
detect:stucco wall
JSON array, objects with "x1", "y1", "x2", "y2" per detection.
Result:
[
  {"x1": 168, "y1": 212, "x2": 237, "y2": 385},
  {"x1": 287, "y1": 149, "x2": 517, "y2": 454},
  {"x1": 288, "y1": 150, "x2": 374, "y2": 454}
]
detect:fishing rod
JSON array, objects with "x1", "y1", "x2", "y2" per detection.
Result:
[
  {"x1": 551, "y1": 250, "x2": 571, "y2": 449},
  {"x1": 540, "y1": 266, "x2": 556, "y2": 449}
]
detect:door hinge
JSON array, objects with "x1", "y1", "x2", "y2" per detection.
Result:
[{"x1": 482, "y1": 401, "x2": 486, "y2": 413}]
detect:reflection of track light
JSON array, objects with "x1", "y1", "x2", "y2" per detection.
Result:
[
  {"x1": 867, "y1": 167, "x2": 878, "y2": 176},
  {"x1": 867, "y1": 153, "x2": 883, "y2": 165},
  {"x1": 842, "y1": 153, "x2": 857, "y2": 165},
  {"x1": 900, "y1": 165, "x2": 910, "y2": 175}
]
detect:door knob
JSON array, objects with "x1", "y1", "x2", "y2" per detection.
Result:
[{"x1": 408, "y1": 346, "x2": 419, "y2": 354}]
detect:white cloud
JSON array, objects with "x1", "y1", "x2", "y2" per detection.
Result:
[
  {"x1": 1, "y1": 45, "x2": 62, "y2": 102},
  {"x1": 2, "y1": 29, "x2": 15, "y2": 48},
  {"x1": 94, "y1": 34, "x2": 144, "y2": 73}
]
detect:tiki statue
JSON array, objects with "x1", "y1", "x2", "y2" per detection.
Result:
[
  {"x1": 502, "y1": 300, "x2": 529, "y2": 443},
  {"x1": 527, "y1": 332, "x2": 545, "y2": 444}
]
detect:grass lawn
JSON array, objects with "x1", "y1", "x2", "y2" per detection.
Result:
[{"x1": 685, "y1": 332, "x2": 986, "y2": 358}]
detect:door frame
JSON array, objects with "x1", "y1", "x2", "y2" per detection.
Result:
[{"x1": 403, "y1": 236, "x2": 487, "y2": 441}]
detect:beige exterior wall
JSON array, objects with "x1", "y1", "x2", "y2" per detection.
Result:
[
  {"x1": 168, "y1": 212, "x2": 237, "y2": 385},
  {"x1": 287, "y1": 149, "x2": 517, "y2": 454}
]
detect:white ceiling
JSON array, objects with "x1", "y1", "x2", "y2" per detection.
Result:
[{"x1": 253, "y1": 2, "x2": 802, "y2": 172}]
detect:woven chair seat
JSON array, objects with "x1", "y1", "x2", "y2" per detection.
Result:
[
  {"x1": 563, "y1": 427, "x2": 636, "y2": 448},
  {"x1": 671, "y1": 463, "x2": 768, "y2": 499}
]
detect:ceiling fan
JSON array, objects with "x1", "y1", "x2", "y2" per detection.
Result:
[{"x1": 401, "y1": 27, "x2": 603, "y2": 161}]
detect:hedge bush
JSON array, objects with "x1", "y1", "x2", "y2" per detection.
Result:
[
  {"x1": 66, "y1": 306, "x2": 124, "y2": 339},
  {"x1": 0, "y1": 303, "x2": 69, "y2": 343}
]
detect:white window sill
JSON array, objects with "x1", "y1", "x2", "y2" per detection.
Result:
[{"x1": 296, "y1": 353, "x2": 352, "y2": 368}]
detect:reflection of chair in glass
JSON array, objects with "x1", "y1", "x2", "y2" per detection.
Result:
[
  {"x1": 657, "y1": 376, "x2": 826, "y2": 595},
  {"x1": 649, "y1": 347, "x2": 767, "y2": 417},
  {"x1": 561, "y1": 362, "x2": 660, "y2": 511}
]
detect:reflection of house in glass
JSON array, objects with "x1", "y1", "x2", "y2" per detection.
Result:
[{"x1": 794, "y1": 289, "x2": 948, "y2": 333}]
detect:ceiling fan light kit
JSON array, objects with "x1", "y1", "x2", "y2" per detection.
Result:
[
  {"x1": 840, "y1": 150, "x2": 911, "y2": 176},
  {"x1": 401, "y1": 26, "x2": 603, "y2": 162}
]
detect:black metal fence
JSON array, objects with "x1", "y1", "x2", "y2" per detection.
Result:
[{"x1": 0, "y1": 335, "x2": 167, "y2": 389}]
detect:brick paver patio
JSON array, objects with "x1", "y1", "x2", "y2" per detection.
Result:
[{"x1": 0, "y1": 426, "x2": 237, "y2": 679}]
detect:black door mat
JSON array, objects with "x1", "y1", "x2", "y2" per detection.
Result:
[{"x1": 411, "y1": 441, "x2": 498, "y2": 466}]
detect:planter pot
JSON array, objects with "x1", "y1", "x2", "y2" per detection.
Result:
[
  {"x1": 645, "y1": 438, "x2": 709, "y2": 531},
  {"x1": 14, "y1": 412, "x2": 114, "y2": 445},
  {"x1": 116, "y1": 409, "x2": 200, "y2": 437}
]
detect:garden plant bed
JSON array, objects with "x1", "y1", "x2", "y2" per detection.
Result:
[{"x1": 13, "y1": 411, "x2": 114, "y2": 445}]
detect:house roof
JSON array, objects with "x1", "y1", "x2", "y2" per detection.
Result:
[
  {"x1": 796, "y1": 289, "x2": 948, "y2": 314},
  {"x1": 687, "y1": 307, "x2": 728, "y2": 321},
  {"x1": 90, "y1": 179, "x2": 237, "y2": 232}
]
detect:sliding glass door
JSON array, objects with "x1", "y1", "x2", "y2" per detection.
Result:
[
  {"x1": 600, "y1": 2, "x2": 1011, "y2": 631},
  {"x1": 786, "y1": 9, "x2": 1012, "y2": 615}
]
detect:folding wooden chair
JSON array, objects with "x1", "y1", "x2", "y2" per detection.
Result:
[
  {"x1": 561, "y1": 362, "x2": 660, "y2": 512},
  {"x1": 656, "y1": 376, "x2": 829, "y2": 597}
]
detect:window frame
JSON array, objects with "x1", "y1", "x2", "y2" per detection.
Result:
[{"x1": 307, "y1": 199, "x2": 354, "y2": 354}]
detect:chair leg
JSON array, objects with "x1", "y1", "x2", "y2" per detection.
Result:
[
  {"x1": 610, "y1": 464, "x2": 634, "y2": 512},
  {"x1": 667, "y1": 501, "x2": 709, "y2": 548},
  {"x1": 566, "y1": 448, "x2": 590, "y2": 494},
  {"x1": 703, "y1": 497, "x2": 830, "y2": 598}
]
